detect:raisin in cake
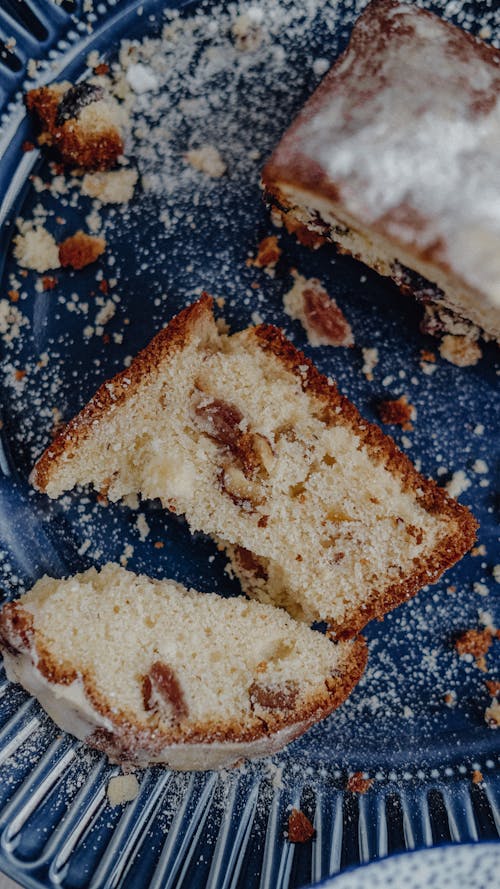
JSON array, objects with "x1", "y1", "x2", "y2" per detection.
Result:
[
  {"x1": 25, "y1": 80, "x2": 126, "y2": 170},
  {"x1": 262, "y1": 0, "x2": 500, "y2": 344},
  {"x1": 0, "y1": 564, "x2": 366, "y2": 770},
  {"x1": 31, "y1": 296, "x2": 477, "y2": 638}
]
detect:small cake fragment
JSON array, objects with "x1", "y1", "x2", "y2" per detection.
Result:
[
  {"x1": 439, "y1": 335, "x2": 482, "y2": 368},
  {"x1": 283, "y1": 272, "x2": 354, "y2": 347},
  {"x1": 262, "y1": 0, "x2": 500, "y2": 345},
  {"x1": 485, "y1": 700, "x2": 500, "y2": 729},
  {"x1": 81, "y1": 169, "x2": 138, "y2": 204},
  {"x1": 107, "y1": 774, "x2": 140, "y2": 806},
  {"x1": 30, "y1": 297, "x2": 477, "y2": 640},
  {"x1": 454, "y1": 627, "x2": 499, "y2": 672},
  {"x1": 14, "y1": 226, "x2": 60, "y2": 273},
  {"x1": 378, "y1": 396, "x2": 415, "y2": 431},
  {"x1": 184, "y1": 145, "x2": 226, "y2": 178},
  {"x1": 248, "y1": 235, "x2": 282, "y2": 270},
  {"x1": 25, "y1": 79, "x2": 126, "y2": 170},
  {"x1": 0, "y1": 563, "x2": 367, "y2": 770},
  {"x1": 287, "y1": 808, "x2": 315, "y2": 843},
  {"x1": 346, "y1": 772, "x2": 373, "y2": 794},
  {"x1": 59, "y1": 232, "x2": 106, "y2": 270}
]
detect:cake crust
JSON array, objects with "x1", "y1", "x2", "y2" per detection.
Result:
[
  {"x1": 31, "y1": 297, "x2": 477, "y2": 639},
  {"x1": 0, "y1": 568, "x2": 367, "y2": 769}
]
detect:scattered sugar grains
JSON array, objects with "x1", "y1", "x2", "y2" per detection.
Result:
[
  {"x1": 0, "y1": 0, "x2": 496, "y2": 784},
  {"x1": 107, "y1": 773, "x2": 140, "y2": 807}
]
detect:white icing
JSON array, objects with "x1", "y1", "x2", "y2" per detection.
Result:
[
  {"x1": 289, "y1": 3, "x2": 500, "y2": 305},
  {"x1": 2, "y1": 651, "x2": 311, "y2": 771}
]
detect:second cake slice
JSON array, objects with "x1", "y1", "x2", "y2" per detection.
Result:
[{"x1": 31, "y1": 296, "x2": 477, "y2": 637}]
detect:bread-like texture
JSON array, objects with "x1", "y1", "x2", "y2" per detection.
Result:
[
  {"x1": 25, "y1": 80, "x2": 126, "y2": 171},
  {"x1": 0, "y1": 564, "x2": 366, "y2": 770},
  {"x1": 262, "y1": 0, "x2": 500, "y2": 341},
  {"x1": 31, "y1": 296, "x2": 477, "y2": 638}
]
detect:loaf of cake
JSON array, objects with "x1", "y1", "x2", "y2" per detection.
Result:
[
  {"x1": 31, "y1": 296, "x2": 477, "y2": 638},
  {"x1": 262, "y1": 0, "x2": 500, "y2": 344},
  {"x1": 0, "y1": 564, "x2": 366, "y2": 769},
  {"x1": 25, "y1": 79, "x2": 126, "y2": 170}
]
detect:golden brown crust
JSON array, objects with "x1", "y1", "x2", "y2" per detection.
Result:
[
  {"x1": 32, "y1": 295, "x2": 214, "y2": 492},
  {"x1": 249, "y1": 322, "x2": 477, "y2": 638},
  {"x1": 33, "y1": 297, "x2": 477, "y2": 640},
  {"x1": 25, "y1": 85, "x2": 123, "y2": 171},
  {"x1": 59, "y1": 232, "x2": 106, "y2": 270},
  {"x1": 0, "y1": 598, "x2": 367, "y2": 765}
]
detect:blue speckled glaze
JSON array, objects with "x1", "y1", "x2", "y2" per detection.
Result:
[{"x1": 0, "y1": 1, "x2": 498, "y2": 887}]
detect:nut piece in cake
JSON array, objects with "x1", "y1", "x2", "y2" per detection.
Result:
[
  {"x1": 25, "y1": 79, "x2": 126, "y2": 170},
  {"x1": 30, "y1": 296, "x2": 477, "y2": 640},
  {"x1": 262, "y1": 0, "x2": 500, "y2": 345},
  {"x1": 0, "y1": 563, "x2": 366, "y2": 770},
  {"x1": 283, "y1": 271, "x2": 354, "y2": 347}
]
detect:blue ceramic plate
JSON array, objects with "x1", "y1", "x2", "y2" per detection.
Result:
[{"x1": 0, "y1": 1, "x2": 498, "y2": 887}]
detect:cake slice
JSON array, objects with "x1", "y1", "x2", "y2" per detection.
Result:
[
  {"x1": 25, "y1": 79, "x2": 126, "y2": 170},
  {"x1": 0, "y1": 564, "x2": 366, "y2": 770},
  {"x1": 31, "y1": 296, "x2": 477, "y2": 638},
  {"x1": 262, "y1": 0, "x2": 500, "y2": 344}
]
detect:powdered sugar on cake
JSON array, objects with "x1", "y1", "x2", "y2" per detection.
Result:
[{"x1": 289, "y1": 2, "x2": 500, "y2": 305}]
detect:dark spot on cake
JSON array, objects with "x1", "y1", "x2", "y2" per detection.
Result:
[
  {"x1": 56, "y1": 81, "x2": 104, "y2": 126},
  {"x1": 234, "y1": 545, "x2": 268, "y2": 580},
  {"x1": 391, "y1": 263, "x2": 444, "y2": 304}
]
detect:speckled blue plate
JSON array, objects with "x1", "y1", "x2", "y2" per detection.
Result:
[{"x1": 0, "y1": 1, "x2": 498, "y2": 888}]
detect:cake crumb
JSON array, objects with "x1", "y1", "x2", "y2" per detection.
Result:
[
  {"x1": 232, "y1": 8, "x2": 264, "y2": 52},
  {"x1": 471, "y1": 545, "x2": 486, "y2": 557},
  {"x1": 346, "y1": 772, "x2": 373, "y2": 794},
  {"x1": 493, "y1": 565, "x2": 500, "y2": 584},
  {"x1": 361, "y1": 347, "x2": 378, "y2": 380},
  {"x1": 445, "y1": 470, "x2": 471, "y2": 499},
  {"x1": 472, "y1": 770, "x2": 484, "y2": 784},
  {"x1": 287, "y1": 808, "x2": 315, "y2": 843},
  {"x1": 472, "y1": 459, "x2": 488, "y2": 474},
  {"x1": 107, "y1": 773, "x2": 140, "y2": 807},
  {"x1": 283, "y1": 271, "x2": 354, "y2": 347},
  {"x1": 454, "y1": 627, "x2": 498, "y2": 671},
  {"x1": 443, "y1": 691, "x2": 457, "y2": 708},
  {"x1": 14, "y1": 226, "x2": 60, "y2": 273},
  {"x1": 378, "y1": 395, "x2": 416, "y2": 431},
  {"x1": 485, "y1": 700, "x2": 500, "y2": 729},
  {"x1": 184, "y1": 145, "x2": 226, "y2": 178},
  {"x1": 136, "y1": 513, "x2": 150, "y2": 541},
  {"x1": 248, "y1": 235, "x2": 282, "y2": 270},
  {"x1": 59, "y1": 232, "x2": 106, "y2": 270},
  {"x1": 473, "y1": 582, "x2": 489, "y2": 597},
  {"x1": 82, "y1": 169, "x2": 138, "y2": 203},
  {"x1": 485, "y1": 680, "x2": 500, "y2": 697},
  {"x1": 439, "y1": 334, "x2": 482, "y2": 367}
]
